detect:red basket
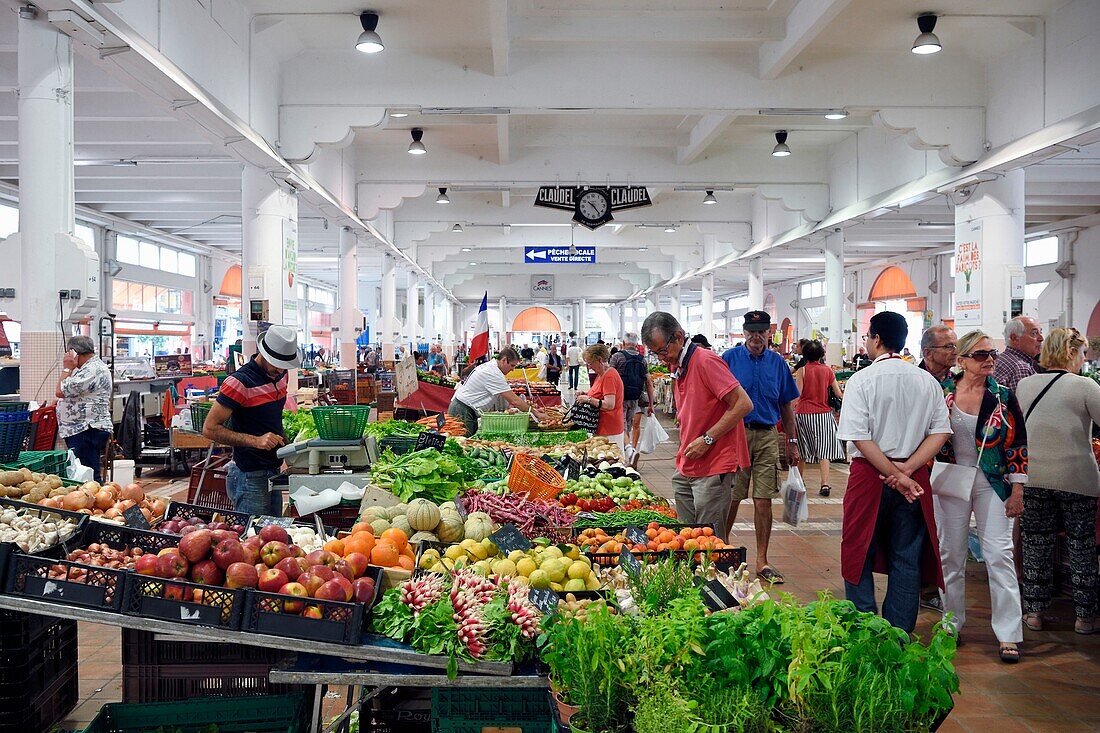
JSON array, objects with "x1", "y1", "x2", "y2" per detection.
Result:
[
  {"x1": 507, "y1": 453, "x2": 565, "y2": 501},
  {"x1": 187, "y1": 454, "x2": 233, "y2": 511}
]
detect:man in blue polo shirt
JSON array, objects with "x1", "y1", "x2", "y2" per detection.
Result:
[
  {"x1": 203, "y1": 325, "x2": 300, "y2": 516},
  {"x1": 722, "y1": 311, "x2": 800, "y2": 584}
]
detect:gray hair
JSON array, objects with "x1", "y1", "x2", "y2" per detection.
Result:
[
  {"x1": 641, "y1": 311, "x2": 684, "y2": 347},
  {"x1": 67, "y1": 336, "x2": 96, "y2": 355},
  {"x1": 621, "y1": 331, "x2": 640, "y2": 347},
  {"x1": 920, "y1": 325, "x2": 951, "y2": 355},
  {"x1": 1004, "y1": 316, "x2": 1028, "y2": 343}
]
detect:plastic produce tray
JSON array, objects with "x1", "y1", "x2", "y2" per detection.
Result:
[
  {"x1": 478, "y1": 412, "x2": 530, "y2": 434},
  {"x1": 311, "y1": 405, "x2": 371, "y2": 439},
  {"x1": 187, "y1": 453, "x2": 233, "y2": 512},
  {"x1": 432, "y1": 688, "x2": 552, "y2": 733},
  {"x1": 0, "y1": 420, "x2": 29, "y2": 464},
  {"x1": 83, "y1": 693, "x2": 308, "y2": 733},
  {"x1": 0, "y1": 611, "x2": 77, "y2": 714},
  {"x1": 156, "y1": 499, "x2": 251, "y2": 536},
  {"x1": 122, "y1": 573, "x2": 246, "y2": 630},
  {"x1": 0, "y1": 497, "x2": 87, "y2": 586},
  {"x1": 3, "y1": 450, "x2": 68, "y2": 475},
  {"x1": 121, "y1": 627, "x2": 289, "y2": 667},
  {"x1": 0, "y1": 643, "x2": 77, "y2": 733}
]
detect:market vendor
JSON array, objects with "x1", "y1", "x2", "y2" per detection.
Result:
[
  {"x1": 202, "y1": 325, "x2": 299, "y2": 517},
  {"x1": 55, "y1": 336, "x2": 113, "y2": 482},
  {"x1": 448, "y1": 346, "x2": 548, "y2": 435}
]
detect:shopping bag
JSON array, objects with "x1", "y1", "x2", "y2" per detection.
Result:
[
  {"x1": 637, "y1": 414, "x2": 669, "y2": 454},
  {"x1": 781, "y1": 467, "x2": 809, "y2": 527},
  {"x1": 66, "y1": 450, "x2": 94, "y2": 482}
]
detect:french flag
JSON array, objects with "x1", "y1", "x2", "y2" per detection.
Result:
[{"x1": 468, "y1": 292, "x2": 490, "y2": 362}]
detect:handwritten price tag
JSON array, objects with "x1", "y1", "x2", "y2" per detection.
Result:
[
  {"x1": 414, "y1": 431, "x2": 447, "y2": 451},
  {"x1": 488, "y1": 524, "x2": 532, "y2": 553},
  {"x1": 624, "y1": 525, "x2": 648, "y2": 545},
  {"x1": 618, "y1": 547, "x2": 641, "y2": 573},
  {"x1": 528, "y1": 588, "x2": 559, "y2": 616},
  {"x1": 123, "y1": 505, "x2": 150, "y2": 530}
]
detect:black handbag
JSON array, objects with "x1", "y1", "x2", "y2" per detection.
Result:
[{"x1": 565, "y1": 401, "x2": 601, "y2": 432}]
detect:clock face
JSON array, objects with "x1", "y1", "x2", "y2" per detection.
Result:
[{"x1": 578, "y1": 190, "x2": 609, "y2": 221}]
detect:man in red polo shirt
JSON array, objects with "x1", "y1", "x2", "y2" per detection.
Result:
[{"x1": 641, "y1": 312, "x2": 753, "y2": 536}]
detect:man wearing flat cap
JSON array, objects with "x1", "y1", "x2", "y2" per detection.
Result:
[{"x1": 722, "y1": 311, "x2": 800, "y2": 584}]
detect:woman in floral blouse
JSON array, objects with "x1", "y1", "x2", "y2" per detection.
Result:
[
  {"x1": 932, "y1": 330, "x2": 1028, "y2": 663},
  {"x1": 55, "y1": 336, "x2": 113, "y2": 481}
]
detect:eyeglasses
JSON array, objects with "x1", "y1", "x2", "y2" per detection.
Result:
[
  {"x1": 650, "y1": 333, "x2": 681, "y2": 357},
  {"x1": 962, "y1": 349, "x2": 999, "y2": 361},
  {"x1": 929, "y1": 344, "x2": 957, "y2": 352}
]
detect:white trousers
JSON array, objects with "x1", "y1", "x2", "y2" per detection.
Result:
[{"x1": 934, "y1": 480, "x2": 1023, "y2": 643}]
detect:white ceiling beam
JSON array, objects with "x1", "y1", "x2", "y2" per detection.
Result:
[
  {"x1": 514, "y1": 13, "x2": 783, "y2": 46},
  {"x1": 677, "y1": 114, "x2": 737, "y2": 165},
  {"x1": 496, "y1": 115, "x2": 510, "y2": 164},
  {"x1": 489, "y1": 0, "x2": 510, "y2": 77},
  {"x1": 758, "y1": 0, "x2": 855, "y2": 80}
]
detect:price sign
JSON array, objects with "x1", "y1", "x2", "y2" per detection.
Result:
[
  {"x1": 576, "y1": 512, "x2": 599, "y2": 521},
  {"x1": 436, "y1": 412, "x2": 446, "y2": 428},
  {"x1": 556, "y1": 455, "x2": 582, "y2": 480},
  {"x1": 415, "y1": 431, "x2": 447, "y2": 451},
  {"x1": 253, "y1": 515, "x2": 295, "y2": 529},
  {"x1": 618, "y1": 547, "x2": 641, "y2": 574},
  {"x1": 488, "y1": 524, "x2": 532, "y2": 553},
  {"x1": 697, "y1": 578, "x2": 738, "y2": 612},
  {"x1": 624, "y1": 525, "x2": 648, "y2": 545},
  {"x1": 581, "y1": 447, "x2": 588, "y2": 468},
  {"x1": 123, "y1": 505, "x2": 151, "y2": 530},
  {"x1": 528, "y1": 588, "x2": 559, "y2": 616},
  {"x1": 454, "y1": 496, "x2": 469, "y2": 520}
]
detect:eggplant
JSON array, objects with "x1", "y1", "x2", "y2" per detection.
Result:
[
  {"x1": 598, "y1": 461, "x2": 612, "y2": 472},
  {"x1": 607, "y1": 467, "x2": 627, "y2": 479}
]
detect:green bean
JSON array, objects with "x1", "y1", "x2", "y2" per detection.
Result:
[{"x1": 572, "y1": 510, "x2": 673, "y2": 529}]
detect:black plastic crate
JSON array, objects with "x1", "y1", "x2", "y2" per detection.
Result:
[
  {"x1": 432, "y1": 688, "x2": 552, "y2": 733},
  {"x1": 155, "y1": 499, "x2": 251, "y2": 536},
  {"x1": 3, "y1": 551, "x2": 129, "y2": 610},
  {"x1": 367, "y1": 687, "x2": 432, "y2": 733},
  {"x1": 0, "y1": 617, "x2": 76, "y2": 700},
  {"x1": 121, "y1": 661, "x2": 303, "y2": 704},
  {"x1": 122, "y1": 573, "x2": 246, "y2": 630},
  {"x1": 584, "y1": 545, "x2": 746, "y2": 571},
  {"x1": 0, "y1": 640, "x2": 77, "y2": 733},
  {"x1": 0, "y1": 498, "x2": 87, "y2": 586},
  {"x1": 121, "y1": 628, "x2": 290, "y2": 667},
  {"x1": 80, "y1": 517, "x2": 180, "y2": 554},
  {"x1": 242, "y1": 585, "x2": 368, "y2": 646}
]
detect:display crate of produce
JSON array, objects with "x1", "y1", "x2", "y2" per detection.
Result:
[
  {"x1": 0, "y1": 497, "x2": 87, "y2": 585},
  {"x1": 155, "y1": 499, "x2": 251, "y2": 536},
  {"x1": 122, "y1": 573, "x2": 246, "y2": 630},
  {"x1": 187, "y1": 453, "x2": 233, "y2": 512},
  {"x1": 432, "y1": 688, "x2": 552, "y2": 733},
  {"x1": 0, "y1": 636, "x2": 77, "y2": 733},
  {"x1": 478, "y1": 411, "x2": 530, "y2": 435},
  {"x1": 82, "y1": 692, "x2": 309, "y2": 733},
  {"x1": 241, "y1": 565, "x2": 380, "y2": 645},
  {"x1": 312, "y1": 405, "x2": 371, "y2": 439},
  {"x1": 365, "y1": 687, "x2": 432, "y2": 733},
  {"x1": 583, "y1": 545, "x2": 747, "y2": 570},
  {"x1": 284, "y1": 501, "x2": 361, "y2": 531},
  {"x1": 378, "y1": 435, "x2": 418, "y2": 456},
  {"x1": 2, "y1": 450, "x2": 68, "y2": 475}
]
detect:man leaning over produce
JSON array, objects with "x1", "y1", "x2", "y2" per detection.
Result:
[
  {"x1": 203, "y1": 326, "x2": 299, "y2": 517},
  {"x1": 641, "y1": 312, "x2": 753, "y2": 536},
  {"x1": 448, "y1": 347, "x2": 548, "y2": 436}
]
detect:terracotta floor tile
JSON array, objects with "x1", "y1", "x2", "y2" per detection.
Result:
[
  {"x1": 996, "y1": 693, "x2": 1079, "y2": 719},
  {"x1": 1022, "y1": 720, "x2": 1099, "y2": 733}
]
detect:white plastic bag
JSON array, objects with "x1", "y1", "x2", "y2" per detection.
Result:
[
  {"x1": 66, "y1": 450, "x2": 94, "y2": 482},
  {"x1": 781, "y1": 467, "x2": 809, "y2": 527},
  {"x1": 637, "y1": 414, "x2": 669, "y2": 454}
]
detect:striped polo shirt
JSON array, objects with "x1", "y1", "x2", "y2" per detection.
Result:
[{"x1": 216, "y1": 356, "x2": 288, "y2": 471}]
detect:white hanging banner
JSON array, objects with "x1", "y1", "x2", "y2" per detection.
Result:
[{"x1": 954, "y1": 220, "x2": 983, "y2": 326}]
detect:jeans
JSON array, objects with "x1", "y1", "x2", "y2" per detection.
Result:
[
  {"x1": 567, "y1": 365, "x2": 580, "y2": 390},
  {"x1": 64, "y1": 428, "x2": 110, "y2": 483},
  {"x1": 844, "y1": 483, "x2": 926, "y2": 633},
  {"x1": 226, "y1": 463, "x2": 283, "y2": 517}
]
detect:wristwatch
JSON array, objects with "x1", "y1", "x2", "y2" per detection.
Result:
[
  {"x1": 788, "y1": 438, "x2": 799, "y2": 444},
  {"x1": 702, "y1": 433, "x2": 716, "y2": 446}
]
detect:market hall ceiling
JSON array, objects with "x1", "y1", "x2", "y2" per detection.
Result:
[{"x1": 0, "y1": 0, "x2": 1095, "y2": 302}]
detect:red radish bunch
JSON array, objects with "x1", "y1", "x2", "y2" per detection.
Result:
[
  {"x1": 399, "y1": 573, "x2": 446, "y2": 615},
  {"x1": 506, "y1": 582, "x2": 540, "y2": 639}
]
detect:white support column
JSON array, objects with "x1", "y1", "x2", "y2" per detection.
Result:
[
  {"x1": 241, "y1": 167, "x2": 298, "y2": 358},
  {"x1": 381, "y1": 253, "x2": 397, "y2": 361},
  {"x1": 498, "y1": 296, "x2": 507, "y2": 348},
  {"x1": 578, "y1": 298, "x2": 587, "y2": 344},
  {"x1": 646, "y1": 292, "x2": 660, "y2": 319},
  {"x1": 17, "y1": 10, "x2": 74, "y2": 402},
  {"x1": 617, "y1": 303, "x2": 626, "y2": 338},
  {"x1": 423, "y1": 285, "x2": 436, "y2": 342},
  {"x1": 670, "y1": 286, "x2": 682, "y2": 325},
  {"x1": 406, "y1": 272, "x2": 421, "y2": 350},
  {"x1": 338, "y1": 227, "x2": 358, "y2": 368},
  {"x1": 360, "y1": 281, "x2": 378, "y2": 345},
  {"x1": 700, "y1": 274, "x2": 715, "y2": 343},
  {"x1": 824, "y1": 232, "x2": 845, "y2": 364},
  {"x1": 953, "y1": 170, "x2": 1026, "y2": 344},
  {"x1": 748, "y1": 259, "x2": 764, "y2": 311}
]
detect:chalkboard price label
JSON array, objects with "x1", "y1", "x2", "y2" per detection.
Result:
[
  {"x1": 253, "y1": 515, "x2": 295, "y2": 529},
  {"x1": 698, "y1": 579, "x2": 738, "y2": 612},
  {"x1": 488, "y1": 524, "x2": 532, "y2": 553},
  {"x1": 415, "y1": 431, "x2": 447, "y2": 451},
  {"x1": 618, "y1": 547, "x2": 641, "y2": 573},
  {"x1": 624, "y1": 525, "x2": 648, "y2": 545},
  {"x1": 123, "y1": 505, "x2": 151, "y2": 530},
  {"x1": 453, "y1": 496, "x2": 469, "y2": 520},
  {"x1": 528, "y1": 587, "x2": 559, "y2": 616},
  {"x1": 555, "y1": 455, "x2": 582, "y2": 481}
]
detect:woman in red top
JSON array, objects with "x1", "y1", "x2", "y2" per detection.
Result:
[
  {"x1": 793, "y1": 340, "x2": 845, "y2": 496},
  {"x1": 576, "y1": 343, "x2": 625, "y2": 452}
]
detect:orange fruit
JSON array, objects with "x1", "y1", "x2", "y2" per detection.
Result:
[
  {"x1": 645, "y1": 528, "x2": 657, "y2": 540},
  {"x1": 396, "y1": 555, "x2": 415, "y2": 571},
  {"x1": 647, "y1": 522, "x2": 659, "y2": 531},
  {"x1": 371, "y1": 541, "x2": 400, "y2": 567},
  {"x1": 679, "y1": 528, "x2": 693, "y2": 539},
  {"x1": 323, "y1": 539, "x2": 345, "y2": 556},
  {"x1": 350, "y1": 522, "x2": 374, "y2": 535},
  {"x1": 380, "y1": 528, "x2": 408, "y2": 552},
  {"x1": 702, "y1": 527, "x2": 714, "y2": 537},
  {"x1": 401, "y1": 545, "x2": 416, "y2": 560}
]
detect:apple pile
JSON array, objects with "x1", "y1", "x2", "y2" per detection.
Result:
[
  {"x1": 157, "y1": 515, "x2": 247, "y2": 537},
  {"x1": 140, "y1": 524, "x2": 377, "y2": 615}
]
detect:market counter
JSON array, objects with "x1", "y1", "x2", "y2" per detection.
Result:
[
  {"x1": 396, "y1": 380, "x2": 455, "y2": 413},
  {"x1": 506, "y1": 367, "x2": 541, "y2": 381}
]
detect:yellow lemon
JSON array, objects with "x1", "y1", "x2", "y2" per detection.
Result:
[
  {"x1": 507, "y1": 550, "x2": 527, "y2": 564},
  {"x1": 584, "y1": 574, "x2": 601, "y2": 591},
  {"x1": 542, "y1": 545, "x2": 564, "y2": 560},
  {"x1": 567, "y1": 560, "x2": 590, "y2": 580},
  {"x1": 550, "y1": 581, "x2": 564, "y2": 593},
  {"x1": 543, "y1": 559, "x2": 567, "y2": 584},
  {"x1": 444, "y1": 545, "x2": 466, "y2": 562},
  {"x1": 516, "y1": 557, "x2": 538, "y2": 577},
  {"x1": 492, "y1": 558, "x2": 517, "y2": 577},
  {"x1": 564, "y1": 578, "x2": 587, "y2": 592},
  {"x1": 528, "y1": 569, "x2": 551, "y2": 590},
  {"x1": 565, "y1": 546, "x2": 581, "y2": 561}
]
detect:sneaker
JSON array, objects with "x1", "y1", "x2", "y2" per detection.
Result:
[{"x1": 920, "y1": 594, "x2": 943, "y2": 612}]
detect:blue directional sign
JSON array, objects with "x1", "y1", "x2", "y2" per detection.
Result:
[{"x1": 523, "y1": 246, "x2": 597, "y2": 264}]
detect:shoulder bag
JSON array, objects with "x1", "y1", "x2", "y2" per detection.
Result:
[
  {"x1": 1023, "y1": 371, "x2": 1067, "y2": 423},
  {"x1": 930, "y1": 394, "x2": 998, "y2": 502}
]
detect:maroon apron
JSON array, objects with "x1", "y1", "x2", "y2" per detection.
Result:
[{"x1": 841, "y1": 458, "x2": 944, "y2": 590}]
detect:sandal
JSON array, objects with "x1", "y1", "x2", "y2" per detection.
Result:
[
  {"x1": 1075, "y1": 619, "x2": 1097, "y2": 635},
  {"x1": 758, "y1": 566, "x2": 786, "y2": 585},
  {"x1": 819, "y1": 484, "x2": 831, "y2": 497},
  {"x1": 999, "y1": 644, "x2": 1021, "y2": 664},
  {"x1": 1023, "y1": 613, "x2": 1043, "y2": 632}
]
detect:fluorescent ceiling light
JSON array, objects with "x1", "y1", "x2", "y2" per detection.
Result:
[
  {"x1": 355, "y1": 12, "x2": 384, "y2": 54},
  {"x1": 436, "y1": 187, "x2": 450, "y2": 204},
  {"x1": 638, "y1": 247, "x2": 649, "y2": 252},
  {"x1": 824, "y1": 110, "x2": 849, "y2": 120},
  {"x1": 468, "y1": 261, "x2": 477, "y2": 266},
  {"x1": 74, "y1": 159, "x2": 137, "y2": 167},
  {"x1": 772, "y1": 131, "x2": 791, "y2": 157},
  {"x1": 911, "y1": 13, "x2": 942, "y2": 55},
  {"x1": 509, "y1": 223, "x2": 574, "y2": 228},
  {"x1": 389, "y1": 111, "x2": 409, "y2": 118},
  {"x1": 702, "y1": 190, "x2": 717, "y2": 205},
  {"x1": 916, "y1": 222, "x2": 952, "y2": 228},
  {"x1": 664, "y1": 226, "x2": 676, "y2": 233},
  {"x1": 408, "y1": 129, "x2": 427, "y2": 155},
  {"x1": 461, "y1": 247, "x2": 472, "y2": 252},
  {"x1": 298, "y1": 256, "x2": 337, "y2": 263}
]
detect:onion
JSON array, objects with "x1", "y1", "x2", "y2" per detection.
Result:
[
  {"x1": 120, "y1": 484, "x2": 144, "y2": 503},
  {"x1": 81, "y1": 481, "x2": 101, "y2": 492},
  {"x1": 117, "y1": 500, "x2": 136, "y2": 512},
  {"x1": 140, "y1": 508, "x2": 152, "y2": 522},
  {"x1": 94, "y1": 489, "x2": 114, "y2": 510},
  {"x1": 151, "y1": 499, "x2": 167, "y2": 518},
  {"x1": 103, "y1": 508, "x2": 121, "y2": 520},
  {"x1": 62, "y1": 491, "x2": 91, "y2": 512}
]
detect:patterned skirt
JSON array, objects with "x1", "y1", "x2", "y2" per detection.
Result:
[{"x1": 795, "y1": 412, "x2": 845, "y2": 463}]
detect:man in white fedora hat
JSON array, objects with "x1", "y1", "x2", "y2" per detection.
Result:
[{"x1": 203, "y1": 325, "x2": 300, "y2": 516}]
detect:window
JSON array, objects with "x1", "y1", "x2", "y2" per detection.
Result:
[
  {"x1": 727, "y1": 295, "x2": 749, "y2": 311},
  {"x1": 1024, "y1": 282, "x2": 1048, "y2": 300},
  {"x1": 115, "y1": 235, "x2": 197, "y2": 277},
  {"x1": 1026, "y1": 236, "x2": 1058, "y2": 267},
  {"x1": 800, "y1": 280, "x2": 825, "y2": 299},
  {"x1": 75, "y1": 222, "x2": 96, "y2": 248},
  {"x1": 177, "y1": 252, "x2": 196, "y2": 278},
  {"x1": 117, "y1": 236, "x2": 140, "y2": 265},
  {"x1": 159, "y1": 248, "x2": 178, "y2": 274},
  {"x1": 0, "y1": 203, "x2": 16, "y2": 238},
  {"x1": 712, "y1": 300, "x2": 725, "y2": 315},
  {"x1": 139, "y1": 241, "x2": 159, "y2": 269},
  {"x1": 111, "y1": 280, "x2": 193, "y2": 315}
]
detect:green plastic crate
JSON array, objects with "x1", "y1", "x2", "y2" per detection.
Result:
[
  {"x1": 477, "y1": 412, "x2": 530, "y2": 435},
  {"x1": 81, "y1": 693, "x2": 307, "y2": 733},
  {"x1": 13, "y1": 450, "x2": 68, "y2": 475},
  {"x1": 311, "y1": 405, "x2": 371, "y2": 440},
  {"x1": 432, "y1": 688, "x2": 552, "y2": 733}
]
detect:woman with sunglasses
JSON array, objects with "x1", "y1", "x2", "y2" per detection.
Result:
[
  {"x1": 1015, "y1": 328, "x2": 1100, "y2": 636},
  {"x1": 932, "y1": 330, "x2": 1028, "y2": 663}
]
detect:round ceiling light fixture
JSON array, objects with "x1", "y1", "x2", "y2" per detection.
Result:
[
  {"x1": 408, "y1": 128, "x2": 427, "y2": 155},
  {"x1": 772, "y1": 130, "x2": 791, "y2": 157},
  {"x1": 452, "y1": 223, "x2": 464, "y2": 233},
  {"x1": 911, "y1": 13, "x2": 942, "y2": 55},
  {"x1": 702, "y1": 190, "x2": 718, "y2": 205},
  {"x1": 436, "y1": 187, "x2": 450, "y2": 204},
  {"x1": 355, "y1": 12, "x2": 384, "y2": 54},
  {"x1": 664, "y1": 225, "x2": 677, "y2": 233}
]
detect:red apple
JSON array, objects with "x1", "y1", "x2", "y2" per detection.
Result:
[
  {"x1": 352, "y1": 576, "x2": 377, "y2": 604},
  {"x1": 210, "y1": 529, "x2": 239, "y2": 547},
  {"x1": 156, "y1": 553, "x2": 189, "y2": 579},
  {"x1": 190, "y1": 559, "x2": 224, "y2": 586},
  {"x1": 191, "y1": 588, "x2": 205, "y2": 604},
  {"x1": 332, "y1": 559, "x2": 355, "y2": 582},
  {"x1": 224, "y1": 562, "x2": 259, "y2": 589},
  {"x1": 157, "y1": 547, "x2": 181, "y2": 558},
  {"x1": 315, "y1": 580, "x2": 347, "y2": 602},
  {"x1": 289, "y1": 544, "x2": 305, "y2": 559},
  {"x1": 259, "y1": 524, "x2": 290, "y2": 544},
  {"x1": 261, "y1": 541, "x2": 292, "y2": 568},
  {"x1": 301, "y1": 604, "x2": 324, "y2": 619},
  {"x1": 331, "y1": 573, "x2": 353, "y2": 602},
  {"x1": 306, "y1": 550, "x2": 339, "y2": 569},
  {"x1": 212, "y1": 539, "x2": 248, "y2": 570},
  {"x1": 163, "y1": 583, "x2": 186, "y2": 601},
  {"x1": 343, "y1": 552, "x2": 369, "y2": 578},
  {"x1": 298, "y1": 571, "x2": 325, "y2": 597},
  {"x1": 258, "y1": 568, "x2": 289, "y2": 593},
  {"x1": 134, "y1": 554, "x2": 159, "y2": 576},
  {"x1": 279, "y1": 582, "x2": 308, "y2": 613},
  {"x1": 242, "y1": 536, "x2": 264, "y2": 564},
  {"x1": 309, "y1": 564, "x2": 335, "y2": 582},
  {"x1": 274, "y1": 556, "x2": 305, "y2": 582},
  {"x1": 177, "y1": 529, "x2": 213, "y2": 563}
]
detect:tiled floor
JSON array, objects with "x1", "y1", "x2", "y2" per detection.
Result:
[{"x1": 54, "y1": 415, "x2": 1100, "y2": 730}]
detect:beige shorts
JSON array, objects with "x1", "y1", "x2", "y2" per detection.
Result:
[{"x1": 731, "y1": 427, "x2": 781, "y2": 501}]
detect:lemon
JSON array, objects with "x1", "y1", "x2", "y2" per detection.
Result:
[
  {"x1": 510, "y1": 575, "x2": 530, "y2": 587},
  {"x1": 469, "y1": 563, "x2": 488, "y2": 577},
  {"x1": 453, "y1": 556, "x2": 468, "y2": 570},
  {"x1": 550, "y1": 581, "x2": 564, "y2": 593},
  {"x1": 567, "y1": 560, "x2": 590, "y2": 580},
  {"x1": 543, "y1": 559, "x2": 567, "y2": 584},
  {"x1": 584, "y1": 574, "x2": 601, "y2": 591},
  {"x1": 542, "y1": 546, "x2": 564, "y2": 560},
  {"x1": 430, "y1": 562, "x2": 447, "y2": 574},
  {"x1": 565, "y1": 546, "x2": 581, "y2": 561},
  {"x1": 492, "y1": 558, "x2": 517, "y2": 577},
  {"x1": 529, "y1": 569, "x2": 551, "y2": 590},
  {"x1": 507, "y1": 549, "x2": 527, "y2": 564},
  {"x1": 445, "y1": 545, "x2": 466, "y2": 562},
  {"x1": 419, "y1": 554, "x2": 437, "y2": 570},
  {"x1": 516, "y1": 557, "x2": 538, "y2": 577},
  {"x1": 564, "y1": 578, "x2": 586, "y2": 592}
]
